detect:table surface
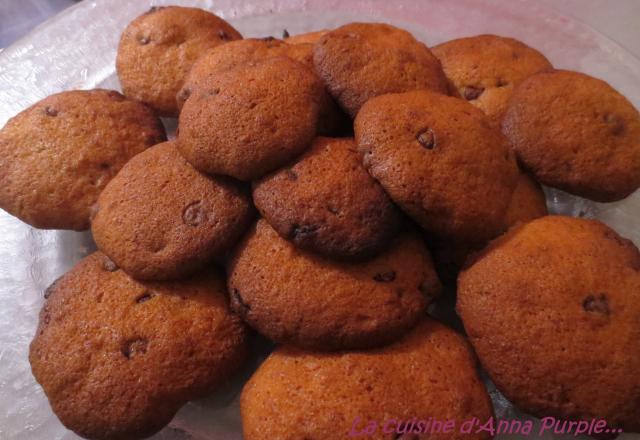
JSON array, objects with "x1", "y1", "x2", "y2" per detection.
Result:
[{"x1": 1, "y1": 0, "x2": 639, "y2": 57}]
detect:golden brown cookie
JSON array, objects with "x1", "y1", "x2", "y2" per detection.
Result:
[
  {"x1": 30, "y1": 252, "x2": 248, "y2": 440},
  {"x1": 355, "y1": 89, "x2": 519, "y2": 243},
  {"x1": 91, "y1": 141, "x2": 253, "y2": 281},
  {"x1": 177, "y1": 38, "x2": 349, "y2": 135},
  {"x1": 432, "y1": 34, "x2": 552, "y2": 127},
  {"x1": 116, "y1": 6, "x2": 242, "y2": 116},
  {"x1": 252, "y1": 137, "x2": 403, "y2": 260},
  {"x1": 178, "y1": 56, "x2": 324, "y2": 181},
  {"x1": 314, "y1": 22, "x2": 449, "y2": 117},
  {"x1": 283, "y1": 29, "x2": 328, "y2": 45},
  {"x1": 458, "y1": 216, "x2": 640, "y2": 432},
  {"x1": 429, "y1": 172, "x2": 547, "y2": 285},
  {"x1": 228, "y1": 220, "x2": 441, "y2": 350},
  {"x1": 502, "y1": 69, "x2": 640, "y2": 202},
  {"x1": 0, "y1": 89, "x2": 166, "y2": 231},
  {"x1": 241, "y1": 318, "x2": 494, "y2": 440}
]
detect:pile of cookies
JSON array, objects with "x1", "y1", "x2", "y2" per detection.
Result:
[{"x1": 0, "y1": 5, "x2": 638, "y2": 440}]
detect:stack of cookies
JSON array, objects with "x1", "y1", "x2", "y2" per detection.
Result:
[{"x1": 0, "y1": 5, "x2": 638, "y2": 440}]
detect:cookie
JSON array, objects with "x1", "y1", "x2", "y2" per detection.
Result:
[
  {"x1": 502, "y1": 69, "x2": 640, "y2": 202},
  {"x1": 429, "y1": 172, "x2": 547, "y2": 285},
  {"x1": 116, "y1": 6, "x2": 242, "y2": 116},
  {"x1": 283, "y1": 29, "x2": 328, "y2": 45},
  {"x1": 30, "y1": 252, "x2": 248, "y2": 440},
  {"x1": 355, "y1": 89, "x2": 519, "y2": 243},
  {"x1": 241, "y1": 318, "x2": 494, "y2": 440},
  {"x1": 458, "y1": 216, "x2": 640, "y2": 431},
  {"x1": 178, "y1": 56, "x2": 324, "y2": 181},
  {"x1": 177, "y1": 38, "x2": 349, "y2": 135},
  {"x1": 432, "y1": 34, "x2": 552, "y2": 127},
  {"x1": 252, "y1": 137, "x2": 403, "y2": 260},
  {"x1": 0, "y1": 89, "x2": 166, "y2": 231},
  {"x1": 228, "y1": 220, "x2": 441, "y2": 350},
  {"x1": 91, "y1": 141, "x2": 253, "y2": 281},
  {"x1": 313, "y1": 22, "x2": 449, "y2": 117}
]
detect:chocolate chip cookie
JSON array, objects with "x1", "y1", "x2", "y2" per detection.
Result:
[
  {"x1": 92, "y1": 141, "x2": 253, "y2": 281},
  {"x1": 314, "y1": 22, "x2": 449, "y2": 117},
  {"x1": 241, "y1": 318, "x2": 494, "y2": 440},
  {"x1": 458, "y1": 216, "x2": 640, "y2": 432},
  {"x1": 117, "y1": 6, "x2": 242, "y2": 116},
  {"x1": 30, "y1": 252, "x2": 248, "y2": 440},
  {"x1": 253, "y1": 137, "x2": 403, "y2": 260},
  {"x1": 432, "y1": 34, "x2": 552, "y2": 127},
  {"x1": 355, "y1": 89, "x2": 519, "y2": 243},
  {"x1": 0, "y1": 89, "x2": 166, "y2": 230},
  {"x1": 502, "y1": 69, "x2": 640, "y2": 202},
  {"x1": 227, "y1": 220, "x2": 441, "y2": 350},
  {"x1": 178, "y1": 56, "x2": 324, "y2": 181}
]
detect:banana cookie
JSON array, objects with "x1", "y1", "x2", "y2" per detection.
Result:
[
  {"x1": 355, "y1": 89, "x2": 519, "y2": 243},
  {"x1": 30, "y1": 252, "x2": 248, "y2": 440},
  {"x1": 314, "y1": 22, "x2": 449, "y2": 117},
  {"x1": 116, "y1": 6, "x2": 242, "y2": 116},
  {"x1": 178, "y1": 56, "x2": 324, "y2": 181},
  {"x1": 432, "y1": 34, "x2": 552, "y2": 127},
  {"x1": 253, "y1": 137, "x2": 403, "y2": 260},
  {"x1": 227, "y1": 220, "x2": 441, "y2": 350},
  {"x1": 458, "y1": 216, "x2": 640, "y2": 432},
  {"x1": 502, "y1": 69, "x2": 640, "y2": 202},
  {"x1": 241, "y1": 319, "x2": 494, "y2": 440},
  {"x1": 0, "y1": 89, "x2": 166, "y2": 230},
  {"x1": 91, "y1": 141, "x2": 253, "y2": 281}
]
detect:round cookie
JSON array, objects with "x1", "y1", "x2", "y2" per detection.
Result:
[
  {"x1": 92, "y1": 141, "x2": 253, "y2": 281},
  {"x1": 284, "y1": 29, "x2": 328, "y2": 45},
  {"x1": 228, "y1": 220, "x2": 441, "y2": 350},
  {"x1": 458, "y1": 216, "x2": 640, "y2": 431},
  {"x1": 502, "y1": 69, "x2": 640, "y2": 202},
  {"x1": 30, "y1": 252, "x2": 248, "y2": 440},
  {"x1": 241, "y1": 318, "x2": 494, "y2": 440},
  {"x1": 252, "y1": 137, "x2": 403, "y2": 260},
  {"x1": 432, "y1": 34, "x2": 552, "y2": 127},
  {"x1": 429, "y1": 172, "x2": 547, "y2": 285},
  {"x1": 0, "y1": 89, "x2": 166, "y2": 231},
  {"x1": 355, "y1": 89, "x2": 519, "y2": 243},
  {"x1": 177, "y1": 38, "x2": 349, "y2": 135},
  {"x1": 116, "y1": 6, "x2": 242, "y2": 116},
  {"x1": 178, "y1": 56, "x2": 324, "y2": 181},
  {"x1": 313, "y1": 22, "x2": 449, "y2": 117}
]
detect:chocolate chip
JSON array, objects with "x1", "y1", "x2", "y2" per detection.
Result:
[
  {"x1": 177, "y1": 87, "x2": 191, "y2": 103},
  {"x1": 135, "y1": 291, "x2": 155, "y2": 304},
  {"x1": 261, "y1": 36, "x2": 276, "y2": 42},
  {"x1": 230, "y1": 288, "x2": 250, "y2": 316},
  {"x1": 44, "y1": 106, "x2": 58, "y2": 117},
  {"x1": 106, "y1": 90, "x2": 125, "y2": 101},
  {"x1": 285, "y1": 169, "x2": 298, "y2": 181},
  {"x1": 496, "y1": 78, "x2": 508, "y2": 87},
  {"x1": 327, "y1": 205, "x2": 340, "y2": 215},
  {"x1": 218, "y1": 30, "x2": 229, "y2": 41},
  {"x1": 416, "y1": 128, "x2": 436, "y2": 150},
  {"x1": 43, "y1": 277, "x2": 62, "y2": 299},
  {"x1": 145, "y1": 6, "x2": 165, "y2": 14},
  {"x1": 183, "y1": 201, "x2": 204, "y2": 226},
  {"x1": 121, "y1": 338, "x2": 148, "y2": 359},
  {"x1": 138, "y1": 35, "x2": 150, "y2": 45},
  {"x1": 462, "y1": 86, "x2": 484, "y2": 100},
  {"x1": 583, "y1": 294, "x2": 610, "y2": 315},
  {"x1": 603, "y1": 113, "x2": 625, "y2": 136},
  {"x1": 290, "y1": 224, "x2": 319, "y2": 239},
  {"x1": 282, "y1": 29, "x2": 290, "y2": 39},
  {"x1": 102, "y1": 257, "x2": 118, "y2": 272},
  {"x1": 373, "y1": 271, "x2": 396, "y2": 282}
]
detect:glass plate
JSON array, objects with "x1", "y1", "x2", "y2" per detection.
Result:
[{"x1": 0, "y1": 1, "x2": 638, "y2": 439}]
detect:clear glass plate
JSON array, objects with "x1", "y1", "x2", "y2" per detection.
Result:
[{"x1": 0, "y1": 1, "x2": 638, "y2": 439}]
